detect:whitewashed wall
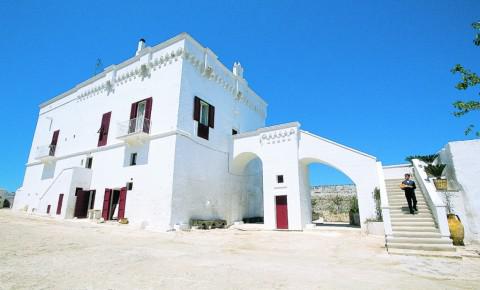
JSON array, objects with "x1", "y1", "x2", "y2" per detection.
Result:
[
  {"x1": 438, "y1": 140, "x2": 480, "y2": 243},
  {"x1": 383, "y1": 164, "x2": 412, "y2": 180},
  {"x1": 14, "y1": 33, "x2": 267, "y2": 231}
]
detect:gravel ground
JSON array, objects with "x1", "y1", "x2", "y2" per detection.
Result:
[{"x1": 0, "y1": 209, "x2": 479, "y2": 290}]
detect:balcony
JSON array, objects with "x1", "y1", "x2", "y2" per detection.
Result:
[
  {"x1": 117, "y1": 117, "x2": 151, "y2": 144},
  {"x1": 35, "y1": 144, "x2": 56, "y2": 162}
]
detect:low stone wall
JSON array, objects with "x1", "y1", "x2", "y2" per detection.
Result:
[{"x1": 311, "y1": 185, "x2": 357, "y2": 222}]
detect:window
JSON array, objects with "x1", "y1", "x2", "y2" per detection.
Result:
[
  {"x1": 127, "y1": 182, "x2": 133, "y2": 191},
  {"x1": 129, "y1": 98, "x2": 152, "y2": 134},
  {"x1": 199, "y1": 101, "x2": 209, "y2": 125},
  {"x1": 85, "y1": 157, "x2": 93, "y2": 169},
  {"x1": 277, "y1": 175, "x2": 284, "y2": 184},
  {"x1": 130, "y1": 153, "x2": 137, "y2": 166},
  {"x1": 232, "y1": 129, "x2": 238, "y2": 135},
  {"x1": 193, "y1": 96, "x2": 215, "y2": 140},
  {"x1": 98, "y1": 112, "x2": 112, "y2": 147}
]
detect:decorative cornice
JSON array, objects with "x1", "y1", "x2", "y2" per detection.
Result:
[
  {"x1": 40, "y1": 32, "x2": 267, "y2": 119},
  {"x1": 183, "y1": 48, "x2": 267, "y2": 118},
  {"x1": 76, "y1": 47, "x2": 184, "y2": 103},
  {"x1": 260, "y1": 127, "x2": 297, "y2": 145}
]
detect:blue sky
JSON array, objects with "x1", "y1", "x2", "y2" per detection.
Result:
[{"x1": 0, "y1": 1, "x2": 479, "y2": 191}]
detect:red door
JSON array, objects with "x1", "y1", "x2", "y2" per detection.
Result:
[
  {"x1": 56, "y1": 193, "x2": 64, "y2": 215},
  {"x1": 102, "y1": 189, "x2": 112, "y2": 220},
  {"x1": 118, "y1": 187, "x2": 127, "y2": 219},
  {"x1": 74, "y1": 189, "x2": 90, "y2": 218},
  {"x1": 275, "y1": 195, "x2": 288, "y2": 229}
]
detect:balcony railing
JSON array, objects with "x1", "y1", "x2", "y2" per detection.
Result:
[
  {"x1": 117, "y1": 117, "x2": 151, "y2": 141},
  {"x1": 35, "y1": 144, "x2": 56, "y2": 161}
]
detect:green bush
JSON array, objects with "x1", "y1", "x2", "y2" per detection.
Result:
[
  {"x1": 425, "y1": 164, "x2": 446, "y2": 178},
  {"x1": 349, "y1": 195, "x2": 359, "y2": 214}
]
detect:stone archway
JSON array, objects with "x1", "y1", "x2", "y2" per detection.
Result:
[
  {"x1": 232, "y1": 123, "x2": 381, "y2": 230},
  {"x1": 231, "y1": 152, "x2": 264, "y2": 224},
  {"x1": 298, "y1": 131, "x2": 380, "y2": 228}
]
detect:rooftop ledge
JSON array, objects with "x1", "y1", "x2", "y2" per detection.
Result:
[{"x1": 39, "y1": 32, "x2": 267, "y2": 110}]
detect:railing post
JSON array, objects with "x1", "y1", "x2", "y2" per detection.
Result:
[{"x1": 376, "y1": 161, "x2": 392, "y2": 236}]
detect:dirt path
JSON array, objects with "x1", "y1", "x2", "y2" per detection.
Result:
[{"x1": 0, "y1": 210, "x2": 479, "y2": 289}]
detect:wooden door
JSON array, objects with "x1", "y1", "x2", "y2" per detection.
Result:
[
  {"x1": 275, "y1": 195, "x2": 288, "y2": 229},
  {"x1": 56, "y1": 193, "x2": 64, "y2": 215},
  {"x1": 102, "y1": 189, "x2": 112, "y2": 220},
  {"x1": 74, "y1": 189, "x2": 90, "y2": 218},
  {"x1": 118, "y1": 187, "x2": 127, "y2": 219}
]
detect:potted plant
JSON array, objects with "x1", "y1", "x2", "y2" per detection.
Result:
[
  {"x1": 425, "y1": 163, "x2": 447, "y2": 190},
  {"x1": 349, "y1": 196, "x2": 360, "y2": 226},
  {"x1": 444, "y1": 191, "x2": 465, "y2": 246}
]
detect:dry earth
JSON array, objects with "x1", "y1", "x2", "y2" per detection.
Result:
[{"x1": 0, "y1": 210, "x2": 479, "y2": 290}]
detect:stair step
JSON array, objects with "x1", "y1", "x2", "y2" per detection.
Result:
[
  {"x1": 390, "y1": 217, "x2": 434, "y2": 222},
  {"x1": 387, "y1": 237, "x2": 452, "y2": 244},
  {"x1": 389, "y1": 202, "x2": 427, "y2": 207},
  {"x1": 392, "y1": 226, "x2": 438, "y2": 232},
  {"x1": 390, "y1": 207, "x2": 430, "y2": 212},
  {"x1": 392, "y1": 231, "x2": 441, "y2": 238},
  {"x1": 387, "y1": 243, "x2": 456, "y2": 252},
  {"x1": 388, "y1": 248, "x2": 460, "y2": 258},
  {"x1": 392, "y1": 221, "x2": 435, "y2": 226},
  {"x1": 390, "y1": 210, "x2": 433, "y2": 218}
]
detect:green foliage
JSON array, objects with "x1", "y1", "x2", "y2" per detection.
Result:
[
  {"x1": 451, "y1": 22, "x2": 480, "y2": 137},
  {"x1": 373, "y1": 187, "x2": 382, "y2": 221},
  {"x1": 349, "y1": 195, "x2": 359, "y2": 214},
  {"x1": 405, "y1": 154, "x2": 438, "y2": 164},
  {"x1": 425, "y1": 164, "x2": 446, "y2": 178}
]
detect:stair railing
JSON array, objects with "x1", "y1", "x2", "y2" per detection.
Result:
[{"x1": 411, "y1": 159, "x2": 450, "y2": 238}]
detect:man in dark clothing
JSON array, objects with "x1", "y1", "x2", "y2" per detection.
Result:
[{"x1": 401, "y1": 173, "x2": 417, "y2": 214}]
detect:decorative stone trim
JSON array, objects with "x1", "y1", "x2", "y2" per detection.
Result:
[
  {"x1": 76, "y1": 47, "x2": 184, "y2": 102},
  {"x1": 183, "y1": 48, "x2": 266, "y2": 118},
  {"x1": 260, "y1": 128, "x2": 296, "y2": 145}
]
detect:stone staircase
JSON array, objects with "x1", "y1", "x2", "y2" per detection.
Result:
[{"x1": 384, "y1": 178, "x2": 458, "y2": 258}]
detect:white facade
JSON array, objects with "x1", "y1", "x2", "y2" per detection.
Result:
[
  {"x1": 14, "y1": 33, "x2": 383, "y2": 231},
  {"x1": 438, "y1": 140, "x2": 480, "y2": 243}
]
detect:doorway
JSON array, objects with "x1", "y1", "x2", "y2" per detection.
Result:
[
  {"x1": 102, "y1": 187, "x2": 127, "y2": 221},
  {"x1": 74, "y1": 188, "x2": 96, "y2": 218},
  {"x1": 275, "y1": 195, "x2": 288, "y2": 229}
]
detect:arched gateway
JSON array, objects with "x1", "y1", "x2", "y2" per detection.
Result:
[{"x1": 232, "y1": 122, "x2": 384, "y2": 231}]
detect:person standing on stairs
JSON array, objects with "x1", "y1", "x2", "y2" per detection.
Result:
[{"x1": 400, "y1": 173, "x2": 417, "y2": 214}]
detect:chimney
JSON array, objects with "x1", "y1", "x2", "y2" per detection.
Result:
[
  {"x1": 136, "y1": 38, "x2": 146, "y2": 56},
  {"x1": 233, "y1": 62, "x2": 244, "y2": 78}
]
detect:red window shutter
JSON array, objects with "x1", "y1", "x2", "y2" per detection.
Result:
[
  {"x1": 197, "y1": 123, "x2": 209, "y2": 140},
  {"x1": 102, "y1": 189, "x2": 112, "y2": 220},
  {"x1": 208, "y1": 104, "x2": 215, "y2": 128},
  {"x1": 56, "y1": 193, "x2": 64, "y2": 215},
  {"x1": 50, "y1": 130, "x2": 60, "y2": 155},
  {"x1": 98, "y1": 112, "x2": 112, "y2": 147},
  {"x1": 144, "y1": 97, "x2": 153, "y2": 120},
  {"x1": 130, "y1": 102, "x2": 138, "y2": 120},
  {"x1": 193, "y1": 96, "x2": 201, "y2": 121},
  {"x1": 144, "y1": 97, "x2": 153, "y2": 133},
  {"x1": 118, "y1": 187, "x2": 127, "y2": 219},
  {"x1": 51, "y1": 130, "x2": 60, "y2": 146}
]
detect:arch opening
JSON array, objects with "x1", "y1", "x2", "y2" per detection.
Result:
[
  {"x1": 231, "y1": 152, "x2": 264, "y2": 225},
  {"x1": 299, "y1": 159, "x2": 360, "y2": 228}
]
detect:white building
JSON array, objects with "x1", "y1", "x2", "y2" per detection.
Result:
[{"x1": 13, "y1": 33, "x2": 474, "y2": 252}]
